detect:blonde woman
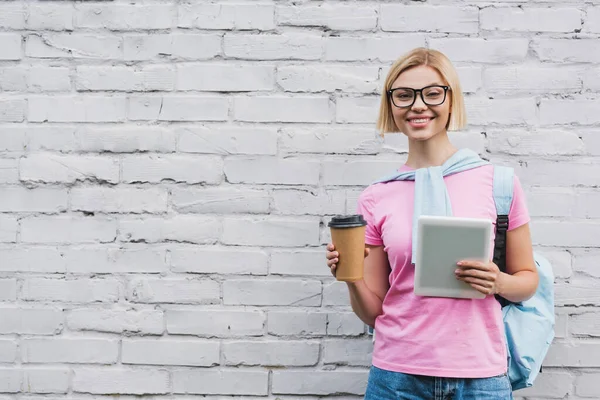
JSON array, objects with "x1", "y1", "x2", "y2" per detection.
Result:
[{"x1": 325, "y1": 48, "x2": 538, "y2": 399}]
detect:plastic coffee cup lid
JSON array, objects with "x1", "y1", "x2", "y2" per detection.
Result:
[{"x1": 328, "y1": 214, "x2": 367, "y2": 228}]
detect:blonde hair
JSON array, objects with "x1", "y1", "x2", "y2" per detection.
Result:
[{"x1": 376, "y1": 47, "x2": 466, "y2": 135}]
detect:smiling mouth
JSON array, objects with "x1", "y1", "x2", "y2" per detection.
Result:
[{"x1": 407, "y1": 117, "x2": 434, "y2": 123}]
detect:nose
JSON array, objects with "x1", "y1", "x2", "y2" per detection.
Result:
[{"x1": 411, "y1": 93, "x2": 427, "y2": 111}]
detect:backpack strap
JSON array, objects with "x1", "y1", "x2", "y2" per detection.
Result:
[{"x1": 492, "y1": 166, "x2": 514, "y2": 307}]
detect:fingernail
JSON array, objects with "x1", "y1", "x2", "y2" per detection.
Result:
[{"x1": 454, "y1": 269, "x2": 460, "y2": 274}]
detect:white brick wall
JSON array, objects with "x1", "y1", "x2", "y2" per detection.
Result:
[{"x1": 0, "y1": 1, "x2": 598, "y2": 398}]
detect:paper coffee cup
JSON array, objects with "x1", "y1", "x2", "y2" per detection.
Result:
[{"x1": 328, "y1": 215, "x2": 367, "y2": 282}]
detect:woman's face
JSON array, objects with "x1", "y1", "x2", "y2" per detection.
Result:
[{"x1": 389, "y1": 65, "x2": 452, "y2": 142}]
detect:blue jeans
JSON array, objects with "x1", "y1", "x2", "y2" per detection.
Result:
[{"x1": 365, "y1": 366, "x2": 513, "y2": 400}]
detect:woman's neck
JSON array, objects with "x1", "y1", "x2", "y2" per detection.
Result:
[{"x1": 404, "y1": 132, "x2": 458, "y2": 169}]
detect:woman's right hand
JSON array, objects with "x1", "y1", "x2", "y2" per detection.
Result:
[{"x1": 326, "y1": 243, "x2": 370, "y2": 278}]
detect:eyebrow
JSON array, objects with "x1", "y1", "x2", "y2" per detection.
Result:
[{"x1": 392, "y1": 82, "x2": 445, "y2": 89}]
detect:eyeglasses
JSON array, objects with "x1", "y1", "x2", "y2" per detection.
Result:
[{"x1": 388, "y1": 85, "x2": 450, "y2": 108}]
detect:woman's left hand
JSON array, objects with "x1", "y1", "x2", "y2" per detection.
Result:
[{"x1": 455, "y1": 260, "x2": 504, "y2": 296}]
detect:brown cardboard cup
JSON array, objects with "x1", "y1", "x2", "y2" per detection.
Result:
[{"x1": 328, "y1": 215, "x2": 367, "y2": 282}]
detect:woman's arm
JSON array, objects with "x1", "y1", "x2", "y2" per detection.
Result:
[
  {"x1": 327, "y1": 243, "x2": 391, "y2": 327},
  {"x1": 346, "y1": 245, "x2": 391, "y2": 327}
]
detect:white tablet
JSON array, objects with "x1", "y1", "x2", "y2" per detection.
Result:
[{"x1": 414, "y1": 215, "x2": 493, "y2": 299}]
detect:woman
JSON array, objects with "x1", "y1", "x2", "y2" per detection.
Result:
[{"x1": 325, "y1": 48, "x2": 539, "y2": 399}]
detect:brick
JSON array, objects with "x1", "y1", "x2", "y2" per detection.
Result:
[
  {"x1": 20, "y1": 154, "x2": 119, "y2": 184},
  {"x1": 0, "y1": 99, "x2": 25, "y2": 122},
  {"x1": 119, "y1": 216, "x2": 220, "y2": 245},
  {"x1": 170, "y1": 246, "x2": 269, "y2": 275},
  {"x1": 456, "y1": 66, "x2": 482, "y2": 93},
  {"x1": 0, "y1": 368, "x2": 20, "y2": 393},
  {"x1": 278, "y1": 65, "x2": 379, "y2": 94},
  {"x1": 128, "y1": 95, "x2": 229, "y2": 122},
  {"x1": 178, "y1": 3, "x2": 275, "y2": 30},
  {"x1": 22, "y1": 338, "x2": 118, "y2": 364},
  {"x1": 29, "y1": 66, "x2": 71, "y2": 92},
  {"x1": 64, "y1": 247, "x2": 167, "y2": 274},
  {"x1": 280, "y1": 127, "x2": 381, "y2": 155},
  {"x1": 541, "y1": 100, "x2": 600, "y2": 125},
  {"x1": 534, "y1": 39, "x2": 600, "y2": 63},
  {"x1": 336, "y1": 96, "x2": 379, "y2": 123},
  {"x1": 0, "y1": 187, "x2": 67, "y2": 212},
  {"x1": 465, "y1": 98, "x2": 537, "y2": 125},
  {"x1": 225, "y1": 33, "x2": 323, "y2": 60},
  {"x1": 124, "y1": 34, "x2": 221, "y2": 61},
  {"x1": 0, "y1": 159, "x2": 19, "y2": 183},
  {"x1": 571, "y1": 312, "x2": 600, "y2": 337},
  {"x1": 0, "y1": 340, "x2": 17, "y2": 362},
  {"x1": 515, "y1": 160, "x2": 600, "y2": 187},
  {"x1": 268, "y1": 311, "x2": 327, "y2": 336},
  {"x1": 0, "y1": 4, "x2": 26, "y2": 29},
  {"x1": 429, "y1": 38, "x2": 528, "y2": 63},
  {"x1": 323, "y1": 339, "x2": 373, "y2": 366},
  {"x1": 0, "y1": 215, "x2": 17, "y2": 243},
  {"x1": 177, "y1": 63, "x2": 273, "y2": 91},
  {"x1": 322, "y1": 160, "x2": 403, "y2": 186},
  {"x1": 327, "y1": 312, "x2": 365, "y2": 336},
  {"x1": 0, "y1": 248, "x2": 66, "y2": 273},
  {"x1": 176, "y1": 126, "x2": 277, "y2": 155},
  {"x1": 278, "y1": 4, "x2": 377, "y2": 30},
  {"x1": 21, "y1": 216, "x2": 117, "y2": 244},
  {"x1": 323, "y1": 281, "x2": 351, "y2": 307},
  {"x1": 172, "y1": 369, "x2": 268, "y2": 395},
  {"x1": 21, "y1": 278, "x2": 120, "y2": 303},
  {"x1": 67, "y1": 308, "x2": 163, "y2": 334},
  {"x1": 583, "y1": 67, "x2": 600, "y2": 91},
  {"x1": 222, "y1": 217, "x2": 320, "y2": 247},
  {"x1": 234, "y1": 95, "x2": 330, "y2": 123},
  {"x1": 29, "y1": 95, "x2": 126, "y2": 122},
  {"x1": 71, "y1": 187, "x2": 168, "y2": 214},
  {"x1": 270, "y1": 249, "x2": 333, "y2": 277},
  {"x1": 482, "y1": 7, "x2": 581, "y2": 32},
  {"x1": 586, "y1": 7, "x2": 600, "y2": 33},
  {"x1": 0, "y1": 279, "x2": 16, "y2": 302},
  {"x1": 223, "y1": 279, "x2": 322, "y2": 306},
  {"x1": 0, "y1": 127, "x2": 25, "y2": 151},
  {"x1": 484, "y1": 66, "x2": 582, "y2": 93},
  {"x1": 533, "y1": 221, "x2": 600, "y2": 247},
  {"x1": 73, "y1": 368, "x2": 169, "y2": 395},
  {"x1": 576, "y1": 373, "x2": 600, "y2": 397},
  {"x1": 381, "y1": 5, "x2": 478, "y2": 33},
  {"x1": 172, "y1": 187, "x2": 269, "y2": 214},
  {"x1": 0, "y1": 34, "x2": 21, "y2": 60},
  {"x1": 0, "y1": 307, "x2": 63, "y2": 335},
  {"x1": 554, "y1": 311, "x2": 568, "y2": 339},
  {"x1": 272, "y1": 370, "x2": 369, "y2": 395},
  {"x1": 223, "y1": 340, "x2": 319, "y2": 366},
  {"x1": 28, "y1": 4, "x2": 73, "y2": 30},
  {"x1": 555, "y1": 280, "x2": 600, "y2": 306},
  {"x1": 519, "y1": 371, "x2": 573, "y2": 398},
  {"x1": 23, "y1": 368, "x2": 69, "y2": 394},
  {"x1": 76, "y1": 65, "x2": 174, "y2": 92},
  {"x1": 573, "y1": 250, "x2": 600, "y2": 278},
  {"x1": 75, "y1": 126, "x2": 176, "y2": 153},
  {"x1": 225, "y1": 157, "x2": 319, "y2": 185},
  {"x1": 24, "y1": 126, "x2": 76, "y2": 152},
  {"x1": 122, "y1": 155, "x2": 223, "y2": 184},
  {"x1": 580, "y1": 130, "x2": 600, "y2": 155},
  {"x1": 26, "y1": 34, "x2": 122, "y2": 59},
  {"x1": 122, "y1": 339, "x2": 219, "y2": 366},
  {"x1": 535, "y1": 249, "x2": 572, "y2": 278},
  {"x1": 326, "y1": 36, "x2": 426, "y2": 62},
  {"x1": 166, "y1": 309, "x2": 265, "y2": 337},
  {"x1": 575, "y1": 191, "x2": 600, "y2": 218},
  {"x1": 488, "y1": 130, "x2": 584, "y2": 156},
  {"x1": 544, "y1": 342, "x2": 600, "y2": 367},
  {"x1": 0, "y1": 67, "x2": 27, "y2": 92},
  {"x1": 128, "y1": 278, "x2": 219, "y2": 305},
  {"x1": 75, "y1": 4, "x2": 174, "y2": 30}
]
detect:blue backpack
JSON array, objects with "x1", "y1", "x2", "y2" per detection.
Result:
[
  {"x1": 492, "y1": 165, "x2": 555, "y2": 391},
  {"x1": 366, "y1": 165, "x2": 555, "y2": 391}
]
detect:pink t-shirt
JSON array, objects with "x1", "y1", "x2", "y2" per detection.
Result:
[{"x1": 356, "y1": 164, "x2": 530, "y2": 378}]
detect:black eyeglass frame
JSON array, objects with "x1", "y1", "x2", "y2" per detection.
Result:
[{"x1": 387, "y1": 85, "x2": 450, "y2": 108}]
